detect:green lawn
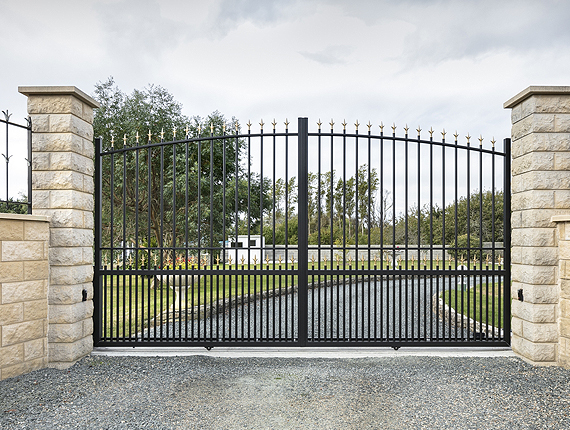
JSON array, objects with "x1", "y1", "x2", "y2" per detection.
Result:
[{"x1": 442, "y1": 285, "x2": 505, "y2": 328}]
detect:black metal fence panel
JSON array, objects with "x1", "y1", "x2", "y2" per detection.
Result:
[
  {"x1": 94, "y1": 118, "x2": 510, "y2": 347},
  {"x1": 0, "y1": 111, "x2": 32, "y2": 214}
]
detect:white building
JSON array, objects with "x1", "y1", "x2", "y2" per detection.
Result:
[{"x1": 228, "y1": 235, "x2": 265, "y2": 264}]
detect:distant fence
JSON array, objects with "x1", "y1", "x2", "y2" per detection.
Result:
[{"x1": 0, "y1": 110, "x2": 32, "y2": 214}]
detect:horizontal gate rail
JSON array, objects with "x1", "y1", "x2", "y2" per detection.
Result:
[{"x1": 93, "y1": 118, "x2": 510, "y2": 348}]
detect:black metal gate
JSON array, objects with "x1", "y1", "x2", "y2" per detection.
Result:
[{"x1": 94, "y1": 118, "x2": 510, "y2": 347}]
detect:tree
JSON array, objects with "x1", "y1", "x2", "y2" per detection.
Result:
[{"x1": 93, "y1": 77, "x2": 271, "y2": 264}]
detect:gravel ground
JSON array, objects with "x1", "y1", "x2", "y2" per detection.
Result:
[{"x1": 1, "y1": 355, "x2": 570, "y2": 429}]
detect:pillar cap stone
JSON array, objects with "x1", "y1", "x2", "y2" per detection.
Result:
[
  {"x1": 18, "y1": 86, "x2": 100, "y2": 109},
  {"x1": 504, "y1": 86, "x2": 570, "y2": 109}
]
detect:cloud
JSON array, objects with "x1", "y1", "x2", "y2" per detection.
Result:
[{"x1": 299, "y1": 45, "x2": 354, "y2": 65}]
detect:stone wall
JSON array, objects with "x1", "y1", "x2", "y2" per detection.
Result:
[
  {"x1": 19, "y1": 86, "x2": 99, "y2": 370},
  {"x1": 505, "y1": 86, "x2": 570, "y2": 366},
  {"x1": 0, "y1": 214, "x2": 49, "y2": 381}
]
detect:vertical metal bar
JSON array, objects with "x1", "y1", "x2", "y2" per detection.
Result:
[
  {"x1": 503, "y1": 138, "x2": 512, "y2": 344},
  {"x1": 147, "y1": 142, "x2": 152, "y2": 342},
  {"x1": 93, "y1": 137, "x2": 103, "y2": 345},
  {"x1": 210, "y1": 129, "x2": 214, "y2": 341},
  {"x1": 27, "y1": 118, "x2": 32, "y2": 213},
  {"x1": 318, "y1": 122, "x2": 322, "y2": 340},
  {"x1": 222, "y1": 131, "x2": 227, "y2": 341},
  {"x1": 466, "y1": 138, "x2": 471, "y2": 341},
  {"x1": 4, "y1": 112, "x2": 9, "y2": 204},
  {"x1": 298, "y1": 117, "x2": 309, "y2": 346},
  {"x1": 272, "y1": 126, "x2": 277, "y2": 341}
]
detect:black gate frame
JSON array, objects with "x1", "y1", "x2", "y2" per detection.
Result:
[{"x1": 94, "y1": 117, "x2": 511, "y2": 348}]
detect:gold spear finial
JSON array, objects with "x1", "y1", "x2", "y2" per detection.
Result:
[
  {"x1": 265, "y1": 255, "x2": 270, "y2": 266},
  {"x1": 161, "y1": 128, "x2": 165, "y2": 140},
  {"x1": 311, "y1": 255, "x2": 315, "y2": 264},
  {"x1": 453, "y1": 131, "x2": 459, "y2": 141},
  {"x1": 373, "y1": 254, "x2": 378, "y2": 264},
  {"x1": 361, "y1": 254, "x2": 365, "y2": 264},
  {"x1": 355, "y1": 120, "x2": 360, "y2": 130},
  {"x1": 240, "y1": 256, "x2": 245, "y2": 265},
  {"x1": 379, "y1": 122, "x2": 384, "y2": 132},
  {"x1": 478, "y1": 135, "x2": 483, "y2": 146},
  {"x1": 111, "y1": 135, "x2": 115, "y2": 148},
  {"x1": 342, "y1": 120, "x2": 347, "y2": 130},
  {"x1": 323, "y1": 255, "x2": 328, "y2": 266},
  {"x1": 436, "y1": 254, "x2": 440, "y2": 266},
  {"x1": 272, "y1": 119, "x2": 277, "y2": 129},
  {"x1": 316, "y1": 119, "x2": 322, "y2": 128},
  {"x1": 247, "y1": 121, "x2": 252, "y2": 131},
  {"x1": 135, "y1": 132, "x2": 139, "y2": 143},
  {"x1": 279, "y1": 255, "x2": 283, "y2": 264},
  {"x1": 223, "y1": 123, "x2": 226, "y2": 133},
  {"x1": 348, "y1": 255, "x2": 353, "y2": 265},
  {"x1": 209, "y1": 123, "x2": 214, "y2": 134},
  {"x1": 404, "y1": 124, "x2": 409, "y2": 135},
  {"x1": 367, "y1": 121, "x2": 372, "y2": 131},
  {"x1": 148, "y1": 130, "x2": 152, "y2": 141},
  {"x1": 329, "y1": 119, "x2": 335, "y2": 128},
  {"x1": 259, "y1": 120, "x2": 264, "y2": 130},
  {"x1": 123, "y1": 134, "x2": 127, "y2": 146},
  {"x1": 228, "y1": 255, "x2": 233, "y2": 265},
  {"x1": 491, "y1": 137, "x2": 496, "y2": 148},
  {"x1": 385, "y1": 253, "x2": 390, "y2": 269},
  {"x1": 486, "y1": 254, "x2": 490, "y2": 265},
  {"x1": 391, "y1": 123, "x2": 397, "y2": 133},
  {"x1": 216, "y1": 255, "x2": 220, "y2": 265},
  {"x1": 253, "y1": 255, "x2": 258, "y2": 265},
  {"x1": 466, "y1": 133, "x2": 471, "y2": 144},
  {"x1": 173, "y1": 126, "x2": 177, "y2": 139},
  {"x1": 416, "y1": 126, "x2": 422, "y2": 135},
  {"x1": 429, "y1": 127, "x2": 434, "y2": 137},
  {"x1": 397, "y1": 255, "x2": 402, "y2": 267},
  {"x1": 411, "y1": 254, "x2": 415, "y2": 267},
  {"x1": 335, "y1": 254, "x2": 341, "y2": 264},
  {"x1": 448, "y1": 254, "x2": 452, "y2": 267},
  {"x1": 441, "y1": 129, "x2": 446, "y2": 139},
  {"x1": 291, "y1": 256, "x2": 295, "y2": 265},
  {"x1": 284, "y1": 119, "x2": 289, "y2": 129},
  {"x1": 185, "y1": 125, "x2": 189, "y2": 137},
  {"x1": 235, "y1": 121, "x2": 239, "y2": 132},
  {"x1": 198, "y1": 124, "x2": 201, "y2": 134}
]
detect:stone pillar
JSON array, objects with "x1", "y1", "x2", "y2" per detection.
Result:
[
  {"x1": 18, "y1": 86, "x2": 99, "y2": 369},
  {"x1": 504, "y1": 86, "x2": 570, "y2": 365},
  {"x1": 552, "y1": 216, "x2": 570, "y2": 367}
]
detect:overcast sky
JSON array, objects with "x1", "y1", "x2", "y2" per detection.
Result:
[{"x1": 1, "y1": 0, "x2": 569, "y2": 199}]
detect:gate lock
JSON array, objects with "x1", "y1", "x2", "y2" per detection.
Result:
[{"x1": 518, "y1": 289, "x2": 524, "y2": 302}]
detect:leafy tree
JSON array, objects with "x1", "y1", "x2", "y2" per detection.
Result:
[{"x1": 93, "y1": 77, "x2": 271, "y2": 264}]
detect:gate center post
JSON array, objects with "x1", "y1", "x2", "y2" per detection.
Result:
[{"x1": 297, "y1": 117, "x2": 309, "y2": 345}]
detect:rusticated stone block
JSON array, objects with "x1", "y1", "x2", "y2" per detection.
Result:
[
  {"x1": 24, "y1": 338, "x2": 46, "y2": 362},
  {"x1": 32, "y1": 208, "x2": 83, "y2": 228},
  {"x1": 0, "y1": 219, "x2": 24, "y2": 241},
  {"x1": 0, "y1": 261, "x2": 24, "y2": 283},
  {"x1": 560, "y1": 317, "x2": 570, "y2": 338},
  {"x1": 30, "y1": 114, "x2": 49, "y2": 133},
  {"x1": 2, "y1": 280, "x2": 47, "y2": 304},
  {"x1": 520, "y1": 246, "x2": 558, "y2": 266},
  {"x1": 2, "y1": 357, "x2": 47, "y2": 380},
  {"x1": 2, "y1": 320, "x2": 45, "y2": 346},
  {"x1": 49, "y1": 247, "x2": 84, "y2": 266},
  {"x1": 27, "y1": 95, "x2": 83, "y2": 116},
  {"x1": 511, "y1": 132, "x2": 570, "y2": 158},
  {"x1": 1, "y1": 241, "x2": 45, "y2": 261},
  {"x1": 48, "y1": 335, "x2": 92, "y2": 367},
  {"x1": 561, "y1": 279, "x2": 570, "y2": 299},
  {"x1": 512, "y1": 114, "x2": 555, "y2": 140},
  {"x1": 32, "y1": 132, "x2": 84, "y2": 154},
  {"x1": 48, "y1": 321, "x2": 84, "y2": 343},
  {"x1": 24, "y1": 221, "x2": 49, "y2": 241},
  {"x1": 555, "y1": 114, "x2": 570, "y2": 132},
  {"x1": 33, "y1": 171, "x2": 84, "y2": 191},
  {"x1": 512, "y1": 264, "x2": 556, "y2": 285},
  {"x1": 48, "y1": 189, "x2": 93, "y2": 211},
  {"x1": 511, "y1": 316, "x2": 523, "y2": 337},
  {"x1": 512, "y1": 334, "x2": 557, "y2": 363},
  {"x1": 50, "y1": 228, "x2": 93, "y2": 248},
  {"x1": 50, "y1": 264, "x2": 92, "y2": 286},
  {"x1": 534, "y1": 95, "x2": 570, "y2": 113},
  {"x1": 522, "y1": 321, "x2": 558, "y2": 343},
  {"x1": 50, "y1": 152, "x2": 94, "y2": 175},
  {"x1": 510, "y1": 283, "x2": 558, "y2": 304},
  {"x1": 23, "y1": 260, "x2": 49, "y2": 281},
  {"x1": 513, "y1": 171, "x2": 570, "y2": 193},
  {"x1": 511, "y1": 151, "x2": 554, "y2": 175},
  {"x1": 0, "y1": 343, "x2": 23, "y2": 367},
  {"x1": 511, "y1": 190, "x2": 554, "y2": 211},
  {"x1": 23, "y1": 299, "x2": 47, "y2": 321},
  {"x1": 512, "y1": 300, "x2": 557, "y2": 323},
  {"x1": 512, "y1": 228, "x2": 556, "y2": 247},
  {"x1": 48, "y1": 282, "x2": 92, "y2": 305},
  {"x1": 49, "y1": 114, "x2": 93, "y2": 140},
  {"x1": 0, "y1": 303, "x2": 23, "y2": 326},
  {"x1": 48, "y1": 300, "x2": 93, "y2": 324},
  {"x1": 32, "y1": 152, "x2": 50, "y2": 170}
]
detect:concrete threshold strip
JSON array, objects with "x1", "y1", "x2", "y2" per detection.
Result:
[{"x1": 92, "y1": 347, "x2": 514, "y2": 358}]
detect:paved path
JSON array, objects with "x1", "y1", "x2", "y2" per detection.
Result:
[{"x1": 2, "y1": 354, "x2": 569, "y2": 429}]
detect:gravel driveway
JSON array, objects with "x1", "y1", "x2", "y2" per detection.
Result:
[{"x1": 1, "y1": 354, "x2": 569, "y2": 429}]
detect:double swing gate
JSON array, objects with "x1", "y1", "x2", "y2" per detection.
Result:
[{"x1": 94, "y1": 117, "x2": 511, "y2": 348}]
